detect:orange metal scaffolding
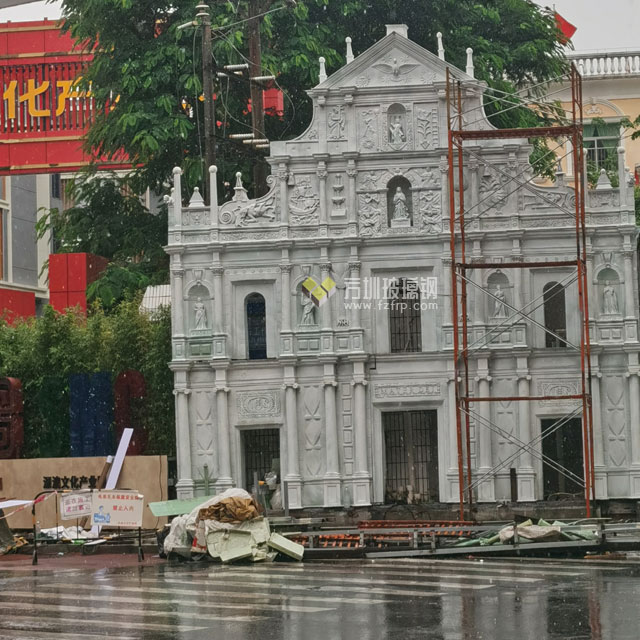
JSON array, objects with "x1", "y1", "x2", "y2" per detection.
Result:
[{"x1": 446, "y1": 64, "x2": 596, "y2": 520}]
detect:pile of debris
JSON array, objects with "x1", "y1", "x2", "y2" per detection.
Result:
[
  {"x1": 454, "y1": 518, "x2": 598, "y2": 547},
  {"x1": 162, "y1": 488, "x2": 304, "y2": 563}
]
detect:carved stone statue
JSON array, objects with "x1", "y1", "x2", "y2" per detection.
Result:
[
  {"x1": 389, "y1": 119, "x2": 405, "y2": 144},
  {"x1": 194, "y1": 297, "x2": 208, "y2": 330},
  {"x1": 300, "y1": 294, "x2": 317, "y2": 325},
  {"x1": 392, "y1": 187, "x2": 409, "y2": 220},
  {"x1": 493, "y1": 285, "x2": 508, "y2": 318},
  {"x1": 327, "y1": 106, "x2": 345, "y2": 139},
  {"x1": 603, "y1": 281, "x2": 619, "y2": 315}
]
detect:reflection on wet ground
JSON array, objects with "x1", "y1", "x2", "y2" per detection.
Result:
[{"x1": 1, "y1": 556, "x2": 640, "y2": 639}]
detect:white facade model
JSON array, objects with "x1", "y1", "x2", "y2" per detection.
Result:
[{"x1": 166, "y1": 25, "x2": 640, "y2": 508}]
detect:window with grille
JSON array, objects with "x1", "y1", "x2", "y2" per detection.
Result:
[
  {"x1": 543, "y1": 281, "x2": 567, "y2": 348},
  {"x1": 383, "y1": 410, "x2": 439, "y2": 503},
  {"x1": 246, "y1": 292, "x2": 267, "y2": 359},
  {"x1": 389, "y1": 277, "x2": 422, "y2": 353},
  {"x1": 243, "y1": 428, "x2": 280, "y2": 491}
]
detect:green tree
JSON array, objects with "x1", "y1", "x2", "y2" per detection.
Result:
[
  {"x1": 52, "y1": 0, "x2": 567, "y2": 302},
  {"x1": 0, "y1": 301, "x2": 174, "y2": 458}
]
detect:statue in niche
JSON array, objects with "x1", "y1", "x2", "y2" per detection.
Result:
[
  {"x1": 193, "y1": 297, "x2": 208, "y2": 330},
  {"x1": 603, "y1": 281, "x2": 619, "y2": 315},
  {"x1": 493, "y1": 285, "x2": 508, "y2": 318},
  {"x1": 300, "y1": 293, "x2": 317, "y2": 326},
  {"x1": 392, "y1": 187, "x2": 409, "y2": 220},
  {"x1": 328, "y1": 106, "x2": 345, "y2": 139},
  {"x1": 389, "y1": 117, "x2": 405, "y2": 144}
]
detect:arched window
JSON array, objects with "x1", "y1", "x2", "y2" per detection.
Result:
[
  {"x1": 543, "y1": 282, "x2": 567, "y2": 348},
  {"x1": 389, "y1": 278, "x2": 422, "y2": 353},
  {"x1": 246, "y1": 293, "x2": 267, "y2": 359}
]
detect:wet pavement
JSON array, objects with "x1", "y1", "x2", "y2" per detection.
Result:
[{"x1": 1, "y1": 555, "x2": 640, "y2": 639}]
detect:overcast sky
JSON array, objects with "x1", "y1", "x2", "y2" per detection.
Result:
[{"x1": 0, "y1": 0, "x2": 637, "y2": 53}]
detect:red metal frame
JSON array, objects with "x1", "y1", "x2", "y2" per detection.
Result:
[{"x1": 446, "y1": 65, "x2": 595, "y2": 520}]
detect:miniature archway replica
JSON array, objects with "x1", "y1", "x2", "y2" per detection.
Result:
[{"x1": 165, "y1": 24, "x2": 640, "y2": 512}]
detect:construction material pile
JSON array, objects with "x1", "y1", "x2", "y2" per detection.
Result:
[
  {"x1": 454, "y1": 518, "x2": 598, "y2": 547},
  {"x1": 162, "y1": 488, "x2": 303, "y2": 563}
]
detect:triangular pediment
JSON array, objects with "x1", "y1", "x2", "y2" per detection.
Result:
[{"x1": 313, "y1": 31, "x2": 471, "y2": 92}]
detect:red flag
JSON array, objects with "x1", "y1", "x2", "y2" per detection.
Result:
[{"x1": 555, "y1": 12, "x2": 577, "y2": 44}]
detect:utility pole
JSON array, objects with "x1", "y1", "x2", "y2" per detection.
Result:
[
  {"x1": 248, "y1": 0, "x2": 269, "y2": 196},
  {"x1": 197, "y1": 3, "x2": 216, "y2": 202}
]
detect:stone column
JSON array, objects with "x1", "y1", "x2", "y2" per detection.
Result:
[
  {"x1": 320, "y1": 262, "x2": 334, "y2": 354},
  {"x1": 283, "y1": 362, "x2": 302, "y2": 508},
  {"x1": 628, "y1": 366, "x2": 640, "y2": 496},
  {"x1": 446, "y1": 372, "x2": 462, "y2": 502},
  {"x1": 439, "y1": 156, "x2": 449, "y2": 230},
  {"x1": 280, "y1": 264, "x2": 294, "y2": 355},
  {"x1": 346, "y1": 159, "x2": 358, "y2": 235},
  {"x1": 277, "y1": 161, "x2": 290, "y2": 227},
  {"x1": 211, "y1": 265, "x2": 226, "y2": 358},
  {"x1": 624, "y1": 250, "x2": 635, "y2": 318},
  {"x1": 323, "y1": 362, "x2": 341, "y2": 507},
  {"x1": 476, "y1": 371, "x2": 495, "y2": 502},
  {"x1": 591, "y1": 366, "x2": 607, "y2": 499},
  {"x1": 516, "y1": 368, "x2": 535, "y2": 502},
  {"x1": 317, "y1": 160, "x2": 328, "y2": 235},
  {"x1": 348, "y1": 259, "x2": 362, "y2": 327},
  {"x1": 352, "y1": 359, "x2": 371, "y2": 505},
  {"x1": 214, "y1": 367, "x2": 233, "y2": 491},
  {"x1": 171, "y1": 265, "x2": 185, "y2": 337},
  {"x1": 171, "y1": 362, "x2": 194, "y2": 498}
]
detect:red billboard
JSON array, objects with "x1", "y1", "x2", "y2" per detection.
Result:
[{"x1": 0, "y1": 20, "x2": 128, "y2": 174}]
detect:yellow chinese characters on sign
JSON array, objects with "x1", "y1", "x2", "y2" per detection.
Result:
[{"x1": 2, "y1": 78, "x2": 88, "y2": 119}]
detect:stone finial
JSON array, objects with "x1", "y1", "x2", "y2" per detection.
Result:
[
  {"x1": 385, "y1": 24, "x2": 408, "y2": 38},
  {"x1": 595, "y1": 168, "x2": 612, "y2": 190},
  {"x1": 437, "y1": 32, "x2": 445, "y2": 61},
  {"x1": 466, "y1": 47, "x2": 474, "y2": 78},
  {"x1": 233, "y1": 171, "x2": 249, "y2": 202},
  {"x1": 188, "y1": 186, "x2": 205, "y2": 208},
  {"x1": 319, "y1": 56, "x2": 327, "y2": 83},
  {"x1": 345, "y1": 37, "x2": 354, "y2": 64}
]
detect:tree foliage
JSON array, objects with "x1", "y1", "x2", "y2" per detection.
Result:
[
  {"x1": 60, "y1": 0, "x2": 568, "y2": 192},
  {"x1": 51, "y1": 0, "x2": 568, "y2": 304},
  {"x1": 0, "y1": 301, "x2": 174, "y2": 458}
]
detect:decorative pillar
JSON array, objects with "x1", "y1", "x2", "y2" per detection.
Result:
[
  {"x1": 211, "y1": 265, "x2": 226, "y2": 358},
  {"x1": 348, "y1": 260, "x2": 361, "y2": 329},
  {"x1": 475, "y1": 368, "x2": 495, "y2": 502},
  {"x1": 280, "y1": 263, "x2": 294, "y2": 355},
  {"x1": 439, "y1": 155, "x2": 449, "y2": 230},
  {"x1": 516, "y1": 366, "x2": 535, "y2": 502},
  {"x1": 346, "y1": 158, "x2": 358, "y2": 235},
  {"x1": 171, "y1": 265, "x2": 185, "y2": 337},
  {"x1": 320, "y1": 262, "x2": 334, "y2": 354},
  {"x1": 446, "y1": 372, "x2": 461, "y2": 502},
  {"x1": 283, "y1": 362, "x2": 302, "y2": 509},
  {"x1": 623, "y1": 250, "x2": 635, "y2": 318},
  {"x1": 317, "y1": 160, "x2": 328, "y2": 235},
  {"x1": 627, "y1": 351, "x2": 640, "y2": 495},
  {"x1": 591, "y1": 365, "x2": 607, "y2": 499},
  {"x1": 277, "y1": 161, "x2": 290, "y2": 227},
  {"x1": 171, "y1": 362, "x2": 194, "y2": 499},
  {"x1": 352, "y1": 359, "x2": 371, "y2": 505},
  {"x1": 323, "y1": 362, "x2": 341, "y2": 507},
  {"x1": 214, "y1": 367, "x2": 233, "y2": 491}
]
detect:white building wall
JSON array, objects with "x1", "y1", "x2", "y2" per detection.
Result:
[{"x1": 167, "y1": 26, "x2": 640, "y2": 507}]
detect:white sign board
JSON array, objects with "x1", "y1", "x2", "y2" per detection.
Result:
[
  {"x1": 91, "y1": 490, "x2": 144, "y2": 528},
  {"x1": 60, "y1": 492, "x2": 92, "y2": 521}
]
